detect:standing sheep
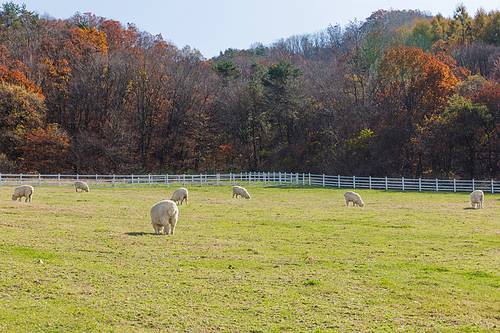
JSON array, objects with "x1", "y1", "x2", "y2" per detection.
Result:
[
  {"x1": 12, "y1": 185, "x2": 34, "y2": 203},
  {"x1": 470, "y1": 190, "x2": 484, "y2": 209},
  {"x1": 233, "y1": 186, "x2": 251, "y2": 199},
  {"x1": 150, "y1": 200, "x2": 179, "y2": 235},
  {"x1": 171, "y1": 188, "x2": 188, "y2": 205},
  {"x1": 344, "y1": 191, "x2": 364, "y2": 207},
  {"x1": 74, "y1": 181, "x2": 90, "y2": 192}
]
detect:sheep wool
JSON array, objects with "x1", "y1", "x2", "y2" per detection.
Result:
[
  {"x1": 233, "y1": 186, "x2": 251, "y2": 199},
  {"x1": 150, "y1": 200, "x2": 179, "y2": 235},
  {"x1": 171, "y1": 188, "x2": 188, "y2": 205},
  {"x1": 74, "y1": 181, "x2": 90, "y2": 192},
  {"x1": 470, "y1": 190, "x2": 484, "y2": 209},
  {"x1": 344, "y1": 191, "x2": 364, "y2": 207},
  {"x1": 12, "y1": 185, "x2": 34, "y2": 203}
]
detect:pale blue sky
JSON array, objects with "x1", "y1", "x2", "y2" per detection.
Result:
[{"x1": 12, "y1": 0, "x2": 500, "y2": 58}]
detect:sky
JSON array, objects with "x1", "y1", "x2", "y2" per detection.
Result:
[{"x1": 12, "y1": 0, "x2": 500, "y2": 59}]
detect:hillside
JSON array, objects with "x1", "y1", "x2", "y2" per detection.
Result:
[{"x1": 1, "y1": 2, "x2": 500, "y2": 179}]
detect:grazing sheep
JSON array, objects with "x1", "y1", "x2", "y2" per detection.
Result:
[
  {"x1": 150, "y1": 200, "x2": 179, "y2": 235},
  {"x1": 344, "y1": 191, "x2": 364, "y2": 207},
  {"x1": 171, "y1": 188, "x2": 188, "y2": 205},
  {"x1": 233, "y1": 186, "x2": 251, "y2": 199},
  {"x1": 12, "y1": 185, "x2": 34, "y2": 203},
  {"x1": 470, "y1": 190, "x2": 484, "y2": 209},
  {"x1": 74, "y1": 181, "x2": 90, "y2": 192}
]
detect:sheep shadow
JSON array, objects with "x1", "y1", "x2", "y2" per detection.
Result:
[
  {"x1": 126, "y1": 232, "x2": 155, "y2": 236},
  {"x1": 463, "y1": 207, "x2": 479, "y2": 210}
]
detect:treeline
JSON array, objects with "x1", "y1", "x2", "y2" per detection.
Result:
[{"x1": 1, "y1": 3, "x2": 500, "y2": 179}]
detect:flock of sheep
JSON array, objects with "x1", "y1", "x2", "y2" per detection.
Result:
[{"x1": 11, "y1": 182, "x2": 485, "y2": 234}]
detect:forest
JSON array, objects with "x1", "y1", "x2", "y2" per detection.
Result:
[{"x1": 1, "y1": 2, "x2": 500, "y2": 179}]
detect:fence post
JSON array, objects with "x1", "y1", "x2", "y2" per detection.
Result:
[
  {"x1": 472, "y1": 179, "x2": 475, "y2": 191},
  {"x1": 148, "y1": 174, "x2": 151, "y2": 188},
  {"x1": 353, "y1": 175, "x2": 356, "y2": 189},
  {"x1": 369, "y1": 176, "x2": 372, "y2": 190},
  {"x1": 279, "y1": 172, "x2": 282, "y2": 185},
  {"x1": 113, "y1": 174, "x2": 116, "y2": 188},
  {"x1": 132, "y1": 174, "x2": 134, "y2": 188},
  {"x1": 303, "y1": 173, "x2": 305, "y2": 186},
  {"x1": 96, "y1": 174, "x2": 98, "y2": 187},
  {"x1": 0, "y1": 173, "x2": 2, "y2": 186},
  {"x1": 309, "y1": 173, "x2": 311, "y2": 186},
  {"x1": 39, "y1": 174, "x2": 41, "y2": 187},
  {"x1": 58, "y1": 174, "x2": 61, "y2": 187},
  {"x1": 322, "y1": 174, "x2": 325, "y2": 187},
  {"x1": 385, "y1": 176, "x2": 388, "y2": 190},
  {"x1": 436, "y1": 178, "x2": 438, "y2": 191},
  {"x1": 183, "y1": 174, "x2": 186, "y2": 186},
  {"x1": 20, "y1": 173, "x2": 22, "y2": 185},
  {"x1": 338, "y1": 175, "x2": 340, "y2": 188},
  {"x1": 402, "y1": 177, "x2": 404, "y2": 191},
  {"x1": 419, "y1": 178, "x2": 421, "y2": 191},
  {"x1": 492, "y1": 179, "x2": 495, "y2": 194},
  {"x1": 453, "y1": 179, "x2": 456, "y2": 192},
  {"x1": 200, "y1": 174, "x2": 203, "y2": 186},
  {"x1": 249, "y1": 172, "x2": 251, "y2": 185}
]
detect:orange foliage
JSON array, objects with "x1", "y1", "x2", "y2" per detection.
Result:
[
  {"x1": 379, "y1": 46, "x2": 459, "y2": 115},
  {"x1": 0, "y1": 45, "x2": 41, "y2": 93},
  {"x1": 73, "y1": 26, "x2": 108, "y2": 54},
  {"x1": 21, "y1": 124, "x2": 70, "y2": 174}
]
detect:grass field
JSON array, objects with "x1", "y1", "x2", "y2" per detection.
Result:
[{"x1": 1, "y1": 185, "x2": 500, "y2": 332}]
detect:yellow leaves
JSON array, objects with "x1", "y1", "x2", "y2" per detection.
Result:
[{"x1": 74, "y1": 26, "x2": 108, "y2": 54}]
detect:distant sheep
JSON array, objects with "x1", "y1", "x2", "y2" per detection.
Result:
[
  {"x1": 12, "y1": 185, "x2": 34, "y2": 203},
  {"x1": 150, "y1": 200, "x2": 179, "y2": 235},
  {"x1": 233, "y1": 186, "x2": 250, "y2": 199},
  {"x1": 171, "y1": 188, "x2": 188, "y2": 205},
  {"x1": 74, "y1": 181, "x2": 90, "y2": 192},
  {"x1": 344, "y1": 191, "x2": 364, "y2": 207},
  {"x1": 470, "y1": 190, "x2": 484, "y2": 209}
]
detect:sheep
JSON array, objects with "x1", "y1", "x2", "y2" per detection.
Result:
[
  {"x1": 470, "y1": 190, "x2": 484, "y2": 209},
  {"x1": 12, "y1": 185, "x2": 34, "y2": 203},
  {"x1": 171, "y1": 188, "x2": 188, "y2": 205},
  {"x1": 74, "y1": 181, "x2": 90, "y2": 192},
  {"x1": 233, "y1": 186, "x2": 250, "y2": 199},
  {"x1": 150, "y1": 200, "x2": 179, "y2": 235},
  {"x1": 344, "y1": 191, "x2": 364, "y2": 207}
]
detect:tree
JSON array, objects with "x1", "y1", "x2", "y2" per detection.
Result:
[
  {"x1": 375, "y1": 46, "x2": 459, "y2": 176},
  {"x1": 440, "y1": 95, "x2": 493, "y2": 178},
  {"x1": 453, "y1": 4, "x2": 472, "y2": 44},
  {"x1": 21, "y1": 124, "x2": 70, "y2": 173},
  {"x1": 0, "y1": 82, "x2": 45, "y2": 168}
]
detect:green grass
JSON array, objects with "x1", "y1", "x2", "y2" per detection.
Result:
[{"x1": 1, "y1": 185, "x2": 500, "y2": 332}]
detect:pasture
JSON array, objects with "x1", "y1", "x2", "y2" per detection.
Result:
[{"x1": 1, "y1": 185, "x2": 499, "y2": 332}]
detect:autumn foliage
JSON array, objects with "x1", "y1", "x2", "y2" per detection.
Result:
[{"x1": 1, "y1": 2, "x2": 500, "y2": 179}]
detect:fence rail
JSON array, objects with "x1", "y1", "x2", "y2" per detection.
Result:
[{"x1": 0, "y1": 173, "x2": 498, "y2": 193}]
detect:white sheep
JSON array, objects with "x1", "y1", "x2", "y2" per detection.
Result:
[
  {"x1": 470, "y1": 190, "x2": 484, "y2": 209},
  {"x1": 233, "y1": 186, "x2": 251, "y2": 199},
  {"x1": 74, "y1": 181, "x2": 90, "y2": 192},
  {"x1": 344, "y1": 191, "x2": 364, "y2": 207},
  {"x1": 171, "y1": 188, "x2": 188, "y2": 205},
  {"x1": 150, "y1": 200, "x2": 179, "y2": 235},
  {"x1": 12, "y1": 185, "x2": 34, "y2": 203}
]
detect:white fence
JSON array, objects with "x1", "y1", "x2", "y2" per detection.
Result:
[{"x1": 0, "y1": 173, "x2": 498, "y2": 193}]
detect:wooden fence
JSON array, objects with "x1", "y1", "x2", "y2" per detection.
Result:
[{"x1": 0, "y1": 173, "x2": 498, "y2": 193}]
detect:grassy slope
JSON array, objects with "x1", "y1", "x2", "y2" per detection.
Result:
[{"x1": 0, "y1": 185, "x2": 499, "y2": 332}]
